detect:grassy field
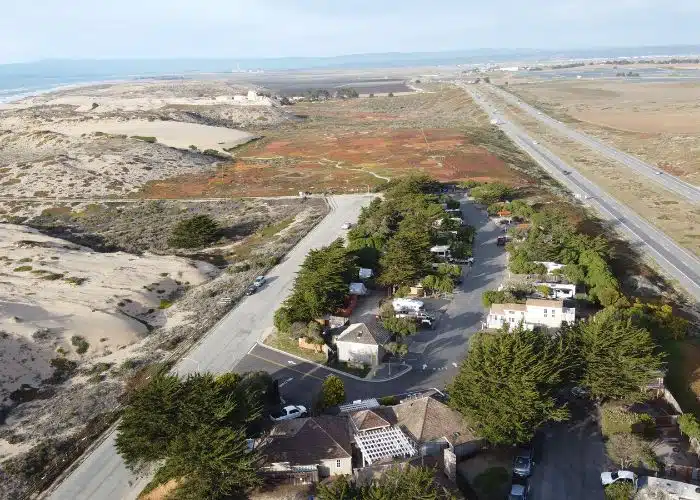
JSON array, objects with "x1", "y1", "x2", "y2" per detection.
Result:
[
  {"x1": 504, "y1": 80, "x2": 700, "y2": 184},
  {"x1": 139, "y1": 86, "x2": 542, "y2": 198},
  {"x1": 479, "y1": 84, "x2": 700, "y2": 257}
]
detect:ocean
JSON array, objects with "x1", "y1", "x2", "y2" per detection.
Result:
[{"x1": 1, "y1": 44, "x2": 699, "y2": 103}]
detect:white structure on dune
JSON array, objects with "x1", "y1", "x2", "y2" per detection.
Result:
[
  {"x1": 486, "y1": 298, "x2": 575, "y2": 331},
  {"x1": 533, "y1": 282, "x2": 577, "y2": 299},
  {"x1": 534, "y1": 261, "x2": 565, "y2": 274}
]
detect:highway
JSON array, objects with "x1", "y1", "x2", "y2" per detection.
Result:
[
  {"x1": 484, "y1": 83, "x2": 700, "y2": 203},
  {"x1": 460, "y1": 82, "x2": 700, "y2": 301},
  {"x1": 45, "y1": 195, "x2": 374, "y2": 500}
]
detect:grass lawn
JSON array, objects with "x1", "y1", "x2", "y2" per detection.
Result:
[
  {"x1": 327, "y1": 360, "x2": 371, "y2": 378},
  {"x1": 472, "y1": 466, "x2": 511, "y2": 500},
  {"x1": 661, "y1": 339, "x2": 700, "y2": 416},
  {"x1": 263, "y1": 332, "x2": 327, "y2": 364}
]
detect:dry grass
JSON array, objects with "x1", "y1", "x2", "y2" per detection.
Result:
[
  {"x1": 479, "y1": 84, "x2": 700, "y2": 257},
  {"x1": 140, "y1": 88, "x2": 536, "y2": 198},
  {"x1": 505, "y1": 80, "x2": 700, "y2": 183}
]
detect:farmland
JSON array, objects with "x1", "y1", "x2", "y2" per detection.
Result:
[{"x1": 140, "y1": 86, "x2": 541, "y2": 198}]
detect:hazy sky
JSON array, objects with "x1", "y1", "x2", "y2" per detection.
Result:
[{"x1": 2, "y1": 0, "x2": 699, "y2": 62}]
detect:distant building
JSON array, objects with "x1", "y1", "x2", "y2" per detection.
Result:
[
  {"x1": 486, "y1": 298, "x2": 575, "y2": 331},
  {"x1": 430, "y1": 245, "x2": 451, "y2": 258}
]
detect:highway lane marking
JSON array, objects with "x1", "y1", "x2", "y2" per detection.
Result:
[{"x1": 246, "y1": 352, "x2": 325, "y2": 381}]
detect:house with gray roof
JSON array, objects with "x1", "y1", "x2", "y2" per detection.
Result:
[
  {"x1": 334, "y1": 322, "x2": 391, "y2": 367},
  {"x1": 257, "y1": 415, "x2": 352, "y2": 479}
]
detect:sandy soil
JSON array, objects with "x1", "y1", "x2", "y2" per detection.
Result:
[
  {"x1": 0, "y1": 79, "x2": 293, "y2": 200},
  {"x1": 0, "y1": 224, "x2": 218, "y2": 406},
  {"x1": 506, "y1": 80, "x2": 700, "y2": 182},
  {"x1": 53, "y1": 119, "x2": 255, "y2": 153}
]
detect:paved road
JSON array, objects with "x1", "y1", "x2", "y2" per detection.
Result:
[
  {"x1": 533, "y1": 407, "x2": 606, "y2": 500},
  {"x1": 46, "y1": 192, "x2": 509, "y2": 500},
  {"x1": 46, "y1": 195, "x2": 374, "y2": 500},
  {"x1": 484, "y1": 83, "x2": 700, "y2": 203},
  {"x1": 460, "y1": 83, "x2": 700, "y2": 302}
]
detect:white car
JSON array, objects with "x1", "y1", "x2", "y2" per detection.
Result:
[
  {"x1": 270, "y1": 405, "x2": 307, "y2": 422},
  {"x1": 601, "y1": 470, "x2": 637, "y2": 487},
  {"x1": 253, "y1": 275, "x2": 266, "y2": 288},
  {"x1": 341, "y1": 222, "x2": 353, "y2": 230},
  {"x1": 532, "y1": 140, "x2": 538, "y2": 145},
  {"x1": 655, "y1": 171, "x2": 663, "y2": 175}
]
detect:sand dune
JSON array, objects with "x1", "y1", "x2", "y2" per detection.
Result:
[{"x1": 0, "y1": 224, "x2": 219, "y2": 404}]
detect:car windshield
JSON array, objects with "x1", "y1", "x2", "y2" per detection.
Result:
[
  {"x1": 611, "y1": 472, "x2": 619, "y2": 480},
  {"x1": 514, "y1": 457, "x2": 530, "y2": 468}
]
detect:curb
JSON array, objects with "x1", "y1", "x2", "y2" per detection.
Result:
[{"x1": 256, "y1": 342, "x2": 412, "y2": 383}]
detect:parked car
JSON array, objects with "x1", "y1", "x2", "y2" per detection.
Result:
[
  {"x1": 496, "y1": 236, "x2": 507, "y2": 246},
  {"x1": 270, "y1": 405, "x2": 307, "y2": 422},
  {"x1": 601, "y1": 470, "x2": 637, "y2": 487},
  {"x1": 341, "y1": 222, "x2": 353, "y2": 229},
  {"x1": 513, "y1": 447, "x2": 534, "y2": 477},
  {"x1": 253, "y1": 275, "x2": 266, "y2": 288},
  {"x1": 509, "y1": 482, "x2": 529, "y2": 500},
  {"x1": 245, "y1": 285, "x2": 257, "y2": 296}
]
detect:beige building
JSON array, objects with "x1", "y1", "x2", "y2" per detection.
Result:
[{"x1": 486, "y1": 298, "x2": 575, "y2": 331}]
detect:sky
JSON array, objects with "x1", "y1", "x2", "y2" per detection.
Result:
[{"x1": 1, "y1": 0, "x2": 699, "y2": 63}]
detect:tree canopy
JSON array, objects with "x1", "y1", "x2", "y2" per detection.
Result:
[
  {"x1": 575, "y1": 309, "x2": 663, "y2": 401},
  {"x1": 320, "y1": 375, "x2": 346, "y2": 409},
  {"x1": 274, "y1": 239, "x2": 356, "y2": 330},
  {"x1": 168, "y1": 214, "x2": 220, "y2": 249},
  {"x1": 448, "y1": 326, "x2": 572, "y2": 445},
  {"x1": 116, "y1": 371, "x2": 273, "y2": 499}
]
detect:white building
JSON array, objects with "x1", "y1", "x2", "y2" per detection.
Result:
[
  {"x1": 430, "y1": 245, "x2": 451, "y2": 258},
  {"x1": 335, "y1": 323, "x2": 391, "y2": 367},
  {"x1": 486, "y1": 299, "x2": 575, "y2": 331},
  {"x1": 534, "y1": 261, "x2": 565, "y2": 274},
  {"x1": 534, "y1": 282, "x2": 577, "y2": 299}
]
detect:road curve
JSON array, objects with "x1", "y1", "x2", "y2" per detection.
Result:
[
  {"x1": 44, "y1": 195, "x2": 374, "y2": 500},
  {"x1": 459, "y1": 82, "x2": 700, "y2": 301},
  {"x1": 486, "y1": 83, "x2": 700, "y2": 203}
]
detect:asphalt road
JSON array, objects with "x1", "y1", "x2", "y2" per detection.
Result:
[
  {"x1": 533, "y1": 409, "x2": 606, "y2": 500},
  {"x1": 46, "y1": 192, "x2": 509, "y2": 500},
  {"x1": 485, "y1": 83, "x2": 700, "y2": 203},
  {"x1": 46, "y1": 194, "x2": 374, "y2": 500},
  {"x1": 460, "y1": 83, "x2": 700, "y2": 302}
]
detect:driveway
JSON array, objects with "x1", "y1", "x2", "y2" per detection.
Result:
[{"x1": 531, "y1": 406, "x2": 606, "y2": 500}]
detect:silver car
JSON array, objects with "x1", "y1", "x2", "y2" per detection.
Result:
[{"x1": 513, "y1": 448, "x2": 534, "y2": 477}]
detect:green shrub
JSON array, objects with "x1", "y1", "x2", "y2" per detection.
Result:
[
  {"x1": 131, "y1": 135, "x2": 157, "y2": 143},
  {"x1": 13, "y1": 265, "x2": 33, "y2": 272},
  {"x1": 71, "y1": 336, "x2": 90, "y2": 354},
  {"x1": 41, "y1": 273, "x2": 65, "y2": 281},
  {"x1": 158, "y1": 299, "x2": 173, "y2": 309},
  {"x1": 679, "y1": 413, "x2": 700, "y2": 441},
  {"x1": 274, "y1": 307, "x2": 293, "y2": 333},
  {"x1": 64, "y1": 277, "x2": 88, "y2": 286},
  {"x1": 18, "y1": 257, "x2": 33, "y2": 263},
  {"x1": 382, "y1": 316, "x2": 418, "y2": 336},
  {"x1": 49, "y1": 357, "x2": 78, "y2": 382},
  {"x1": 604, "y1": 482, "x2": 635, "y2": 500},
  {"x1": 378, "y1": 395, "x2": 400, "y2": 406},
  {"x1": 168, "y1": 214, "x2": 219, "y2": 249}
]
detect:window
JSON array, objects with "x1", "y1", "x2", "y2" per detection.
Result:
[
  {"x1": 543, "y1": 309, "x2": 548, "y2": 317},
  {"x1": 551, "y1": 309, "x2": 556, "y2": 316},
  {"x1": 336, "y1": 459, "x2": 341, "y2": 468}
]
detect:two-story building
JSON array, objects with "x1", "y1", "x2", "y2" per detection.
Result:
[{"x1": 486, "y1": 298, "x2": 575, "y2": 331}]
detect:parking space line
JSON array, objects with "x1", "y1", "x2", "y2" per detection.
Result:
[{"x1": 246, "y1": 352, "x2": 325, "y2": 381}]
